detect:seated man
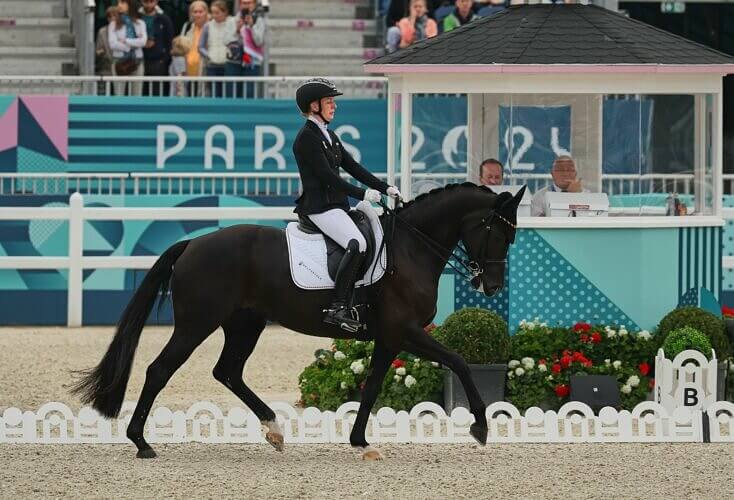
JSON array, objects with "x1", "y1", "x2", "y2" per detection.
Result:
[
  {"x1": 479, "y1": 158, "x2": 503, "y2": 186},
  {"x1": 531, "y1": 155, "x2": 584, "y2": 217}
]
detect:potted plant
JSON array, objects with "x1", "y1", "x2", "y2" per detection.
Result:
[
  {"x1": 657, "y1": 306, "x2": 730, "y2": 400},
  {"x1": 433, "y1": 308, "x2": 510, "y2": 411}
]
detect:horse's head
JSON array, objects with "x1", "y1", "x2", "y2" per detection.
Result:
[{"x1": 459, "y1": 186, "x2": 525, "y2": 297}]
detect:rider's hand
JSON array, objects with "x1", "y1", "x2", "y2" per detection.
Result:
[
  {"x1": 387, "y1": 186, "x2": 401, "y2": 200},
  {"x1": 364, "y1": 189, "x2": 381, "y2": 203}
]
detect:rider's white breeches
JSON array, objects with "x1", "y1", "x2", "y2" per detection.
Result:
[{"x1": 308, "y1": 208, "x2": 367, "y2": 252}]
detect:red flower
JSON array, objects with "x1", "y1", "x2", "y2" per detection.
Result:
[
  {"x1": 565, "y1": 355, "x2": 575, "y2": 366},
  {"x1": 552, "y1": 363, "x2": 562, "y2": 374},
  {"x1": 722, "y1": 305, "x2": 734, "y2": 318},
  {"x1": 573, "y1": 322, "x2": 591, "y2": 332},
  {"x1": 538, "y1": 359, "x2": 547, "y2": 365},
  {"x1": 580, "y1": 334, "x2": 589, "y2": 343},
  {"x1": 424, "y1": 322, "x2": 437, "y2": 333},
  {"x1": 554, "y1": 384, "x2": 570, "y2": 398},
  {"x1": 582, "y1": 359, "x2": 593, "y2": 368},
  {"x1": 359, "y1": 382, "x2": 366, "y2": 391},
  {"x1": 572, "y1": 351, "x2": 585, "y2": 362},
  {"x1": 391, "y1": 359, "x2": 405, "y2": 369},
  {"x1": 639, "y1": 362, "x2": 650, "y2": 376},
  {"x1": 648, "y1": 378, "x2": 655, "y2": 390},
  {"x1": 590, "y1": 332, "x2": 602, "y2": 344},
  {"x1": 562, "y1": 350, "x2": 572, "y2": 357}
]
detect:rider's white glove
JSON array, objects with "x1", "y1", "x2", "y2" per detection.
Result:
[
  {"x1": 364, "y1": 189, "x2": 381, "y2": 203},
  {"x1": 387, "y1": 186, "x2": 402, "y2": 200}
]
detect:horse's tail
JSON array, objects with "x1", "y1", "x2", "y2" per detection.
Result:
[{"x1": 70, "y1": 240, "x2": 190, "y2": 418}]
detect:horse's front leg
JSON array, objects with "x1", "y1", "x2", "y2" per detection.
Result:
[
  {"x1": 404, "y1": 326, "x2": 488, "y2": 445},
  {"x1": 349, "y1": 340, "x2": 398, "y2": 461}
]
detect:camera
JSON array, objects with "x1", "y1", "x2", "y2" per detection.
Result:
[{"x1": 241, "y1": 4, "x2": 265, "y2": 22}]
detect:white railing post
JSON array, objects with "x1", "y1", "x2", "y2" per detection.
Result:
[{"x1": 67, "y1": 192, "x2": 84, "y2": 327}]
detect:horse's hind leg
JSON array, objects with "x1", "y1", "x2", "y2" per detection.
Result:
[
  {"x1": 127, "y1": 325, "x2": 212, "y2": 458},
  {"x1": 213, "y1": 309, "x2": 283, "y2": 451}
]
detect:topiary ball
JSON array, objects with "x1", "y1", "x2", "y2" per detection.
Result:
[
  {"x1": 433, "y1": 308, "x2": 509, "y2": 364},
  {"x1": 657, "y1": 306, "x2": 730, "y2": 358},
  {"x1": 662, "y1": 326, "x2": 713, "y2": 360}
]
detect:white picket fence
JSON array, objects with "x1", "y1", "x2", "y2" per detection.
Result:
[
  {"x1": 0, "y1": 192, "x2": 297, "y2": 326},
  {"x1": 2, "y1": 400, "x2": 732, "y2": 444}
]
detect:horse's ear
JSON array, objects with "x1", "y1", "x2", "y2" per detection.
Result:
[
  {"x1": 501, "y1": 185, "x2": 526, "y2": 210},
  {"x1": 495, "y1": 191, "x2": 512, "y2": 206}
]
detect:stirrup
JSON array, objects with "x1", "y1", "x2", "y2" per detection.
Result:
[{"x1": 323, "y1": 306, "x2": 365, "y2": 333}]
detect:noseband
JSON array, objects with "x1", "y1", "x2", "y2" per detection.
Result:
[{"x1": 461, "y1": 212, "x2": 516, "y2": 283}]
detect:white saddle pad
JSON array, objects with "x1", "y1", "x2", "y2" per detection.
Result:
[{"x1": 285, "y1": 201, "x2": 387, "y2": 290}]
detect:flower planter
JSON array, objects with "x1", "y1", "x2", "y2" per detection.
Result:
[{"x1": 443, "y1": 364, "x2": 506, "y2": 411}]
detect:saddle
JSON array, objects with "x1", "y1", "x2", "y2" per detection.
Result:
[
  {"x1": 284, "y1": 201, "x2": 387, "y2": 291},
  {"x1": 297, "y1": 211, "x2": 376, "y2": 281}
]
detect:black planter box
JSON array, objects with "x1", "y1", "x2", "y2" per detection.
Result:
[{"x1": 443, "y1": 364, "x2": 507, "y2": 411}]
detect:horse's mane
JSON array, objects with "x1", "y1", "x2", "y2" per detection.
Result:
[{"x1": 392, "y1": 182, "x2": 496, "y2": 215}]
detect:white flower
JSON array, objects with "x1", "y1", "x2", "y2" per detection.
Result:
[
  {"x1": 354, "y1": 340, "x2": 362, "y2": 345},
  {"x1": 730, "y1": 363, "x2": 734, "y2": 374},
  {"x1": 350, "y1": 360, "x2": 365, "y2": 374},
  {"x1": 340, "y1": 381, "x2": 347, "y2": 389},
  {"x1": 396, "y1": 367, "x2": 406, "y2": 376},
  {"x1": 538, "y1": 364, "x2": 547, "y2": 373},
  {"x1": 613, "y1": 360, "x2": 622, "y2": 369},
  {"x1": 521, "y1": 357, "x2": 535, "y2": 369},
  {"x1": 431, "y1": 361, "x2": 439, "y2": 367},
  {"x1": 527, "y1": 322, "x2": 535, "y2": 330},
  {"x1": 621, "y1": 384, "x2": 632, "y2": 394},
  {"x1": 606, "y1": 329, "x2": 616, "y2": 338},
  {"x1": 394, "y1": 375, "x2": 402, "y2": 382},
  {"x1": 546, "y1": 375, "x2": 554, "y2": 381},
  {"x1": 414, "y1": 357, "x2": 420, "y2": 363},
  {"x1": 404, "y1": 375, "x2": 417, "y2": 388},
  {"x1": 508, "y1": 360, "x2": 520, "y2": 369},
  {"x1": 604, "y1": 359, "x2": 611, "y2": 365},
  {"x1": 508, "y1": 371, "x2": 515, "y2": 379},
  {"x1": 515, "y1": 367, "x2": 525, "y2": 376},
  {"x1": 627, "y1": 375, "x2": 640, "y2": 388},
  {"x1": 618, "y1": 327, "x2": 628, "y2": 337},
  {"x1": 333, "y1": 351, "x2": 346, "y2": 361},
  {"x1": 519, "y1": 319, "x2": 527, "y2": 327},
  {"x1": 637, "y1": 330, "x2": 651, "y2": 341}
]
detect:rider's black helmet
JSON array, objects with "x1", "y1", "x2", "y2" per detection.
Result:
[{"x1": 296, "y1": 78, "x2": 343, "y2": 114}]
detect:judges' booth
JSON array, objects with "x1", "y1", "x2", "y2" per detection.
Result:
[{"x1": 366, "y1": 4, "x2": 734, "y2": 331}]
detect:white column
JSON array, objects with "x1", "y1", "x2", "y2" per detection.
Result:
[
  {"x1": 399, "y1": 89, "x2": 412, "y2": 200},
  {"x1": 387, "y1": 90, "x2": 395, "y2": 188},
  {"x1": 714, "y1": 86, "x2": 723, "y2": 216},
  {"x1": 694, "y1": 94, "x2": 705, "y2": 214},
  {"x1": 67, "y1": 192, "x2": 84, "y2": 327},
  {"x1": 467, "y1": 94, "x2": 484, "y2": 183}
]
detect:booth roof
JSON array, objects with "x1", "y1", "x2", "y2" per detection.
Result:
[{"x1": 366, "y1": 4, "x2": 734, "y2": 72}]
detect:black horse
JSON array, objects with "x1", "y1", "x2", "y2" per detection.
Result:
[{"x1": 72, "y1": 183, "x2": 525, "y2": 460}]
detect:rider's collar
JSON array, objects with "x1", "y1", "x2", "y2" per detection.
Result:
[{"x1": 308, "y1": 115, "x2": 332, "y2": 143}]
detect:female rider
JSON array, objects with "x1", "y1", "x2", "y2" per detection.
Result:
[{"x1": 293, "y1": 78, "x2": 401, "y2": 332}]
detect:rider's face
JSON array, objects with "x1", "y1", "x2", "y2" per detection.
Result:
[{"x1": 313, "y1": 97, "x2": 336, "y2": 122}]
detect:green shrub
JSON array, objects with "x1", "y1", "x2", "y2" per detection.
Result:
[
  {"x1": 433, "y1": 308, "x2": 510, "y2": 364},
  {"x1": 298, "y1": 338, "x2": 443, "y2": 411},
  {"x1": 662, "y1": 326, "x2": 713, "y2": 359},
  {"x1": 657, "y1": 307, "x2": 730, "y2": 358}
]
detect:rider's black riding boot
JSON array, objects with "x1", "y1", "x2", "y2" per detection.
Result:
[{"x1": 324, "y1": 239, "x2": 366, "y2": 332}]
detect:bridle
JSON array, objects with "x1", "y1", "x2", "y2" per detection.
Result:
[{"x1": 377, "y1": 200, "x2": 516, "y2": 284}]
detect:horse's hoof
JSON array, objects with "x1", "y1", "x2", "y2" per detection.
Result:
[
  {"x1": 266, "y1": 432, "x2": 285, "y2": 452},
  {"x1": 469, "y1": 423, "x2": 488, "y2": 445},
  {"x1": 136, "y1": 448, "x2": 157, "y2": 459},
  {"x1": 361, "y1": 446, "x2": 383, "y2": 461}
]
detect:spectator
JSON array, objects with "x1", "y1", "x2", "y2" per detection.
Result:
[
  {"x1": 95, "y1": 6, "x2": 118, "y2": 77},
  {"x1": 108, "y1": 0, "x2": 147, "y2": 96},
  {"x1": 180, "y1": 0, "x2": 209, "y2": 96},
  {"x1": 227, "y1": 0, "x2": 266, "y2": 98},
  {"x1": 443, "y1": 0, "x2": 478, "y2": 32},
  {"x1": 198, "y1": 0, "x2": 237, "y2": 97},
  {"x1": 385, "y1": 0, "x2": 444, "y2": 29},
  {"x1": 140, "y1": 0, "x2": 174, "y2": 96},
  {"x1": 530, "y1": 155, "x2": 585, "y2": 217},
  {"x1": 169, "y1": 36, "x2": 191, "y2": 96},
  {"x1": 385, "y1": 0, "x2": 438, "y2": 54},
  {"x1": 479, "y1": 158, "x2": 504, "y2": 186}
]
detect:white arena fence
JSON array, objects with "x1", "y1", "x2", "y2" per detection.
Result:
[
  {"x1": 0, "y1": 172, "x2": 708, "y2": 197},
  {"x1": 0, "y1": 76, "x2": 388, "y2": 100},
  {"x1": 2, "y1": 400, "x2": 732, "y2": 444},
  {"x1": 2, "y1": 192, "x2": 734, "y2": 327}
]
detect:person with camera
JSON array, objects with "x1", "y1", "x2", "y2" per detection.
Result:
[{"x1": 225, "y1": 0, "x2": 266, "y2": 98}]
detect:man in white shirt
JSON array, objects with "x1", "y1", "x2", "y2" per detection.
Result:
[{"x1": 531, "y1": 155, "x2": 584, "y2": 216}]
